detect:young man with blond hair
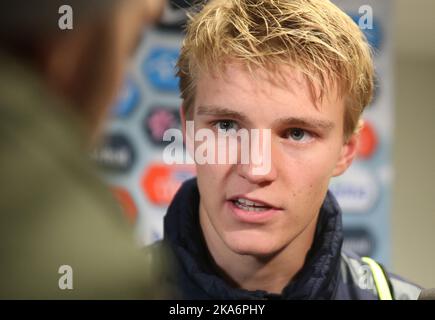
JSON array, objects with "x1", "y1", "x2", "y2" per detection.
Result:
[{"x1": 154, "y1": 0, "x2": 421, "y2": 299}]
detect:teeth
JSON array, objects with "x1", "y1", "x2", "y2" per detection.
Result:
[
  {"x1": 234, "y1": 198, "x2": 270, "y2": 212},
  {"x1": 234, "y1": 201, "x2": 268, "y2": 212},
  {"x1": 237, "y1": 198, "x2": 265, "y2": 207}
]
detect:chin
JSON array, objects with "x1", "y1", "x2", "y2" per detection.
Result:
[{"x1": 223, "y1": 230, "x2": 281, "y2": 257}]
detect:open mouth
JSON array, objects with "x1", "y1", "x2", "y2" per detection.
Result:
[
  {"x1": 230, "y1": 198, "x2": 273, "y2": 212},
  {"x1": 227, "y1": 196, "x2": 281, "y2": 223}
]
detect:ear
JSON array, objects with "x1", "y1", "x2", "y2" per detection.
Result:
[
  {"x1": 43, "y1": 32, "x2": 89, "y2": 100},
  {"x1": 143, "y1": 0, "x2": 166, "y2": 24},
  {"x1": 332, "y1": 125, "x2": 361, "y2": 177}
]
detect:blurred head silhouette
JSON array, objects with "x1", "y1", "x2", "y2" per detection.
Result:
[{"x1": 0, "y1": 0, "x2": 165, "y2": 144}]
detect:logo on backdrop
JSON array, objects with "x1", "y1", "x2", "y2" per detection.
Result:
[{"x1": 143, "y1": 47, "x2": 180, "y2": 92}]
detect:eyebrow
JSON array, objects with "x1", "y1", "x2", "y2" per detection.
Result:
[
  {"x1": 196, "y1": 105, "x2": 251, "y2": 125},
  {"x1": 196, "y1": 105, "x2": 335, "y2": 132},
  {"x1": 273, "y1": 117, "x2": 335, "y2": 132}
]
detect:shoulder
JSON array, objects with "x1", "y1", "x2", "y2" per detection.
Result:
[
  {"x1": 145, "y1": 240, "x2": 184, "y2": 299},
  {"x1": 339, "y1": 250, "x2": 422, "y2": 300}
]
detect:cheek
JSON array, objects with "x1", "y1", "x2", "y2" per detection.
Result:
[
  {"x1": 196, "y1": 164, "x2": 231, "y2": 202},
  {"x1": 279, "y1": 145, "x2": 341, "y2": 205}
]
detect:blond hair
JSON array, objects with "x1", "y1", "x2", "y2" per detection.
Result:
[{"x1": 177, "y1": 0, "x2": 374, "y2": 140}]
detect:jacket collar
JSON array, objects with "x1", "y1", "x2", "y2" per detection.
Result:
[{"x1": 163, "y1": 178, "x2": 343, "y2": 299}]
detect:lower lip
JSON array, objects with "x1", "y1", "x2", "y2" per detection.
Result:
[{"x1": 226, "y1": 200, "x2": 281, "y2": 223}]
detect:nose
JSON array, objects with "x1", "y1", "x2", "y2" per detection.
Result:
[
  {"x1": 236, "y1": 129, "x2": 277, "y2": 184},
  {"x1": 236, "y1": 161, "x2": 278, "y2": 185}
]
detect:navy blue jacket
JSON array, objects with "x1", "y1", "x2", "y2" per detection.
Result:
[{"x1": 151, "y1": 178, "x2": 421, "y2": 300}]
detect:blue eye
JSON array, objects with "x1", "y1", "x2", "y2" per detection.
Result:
[
  {"x1": 287, "y1": 128, "x2": 313, "y2": 142},
  {"x1": 290, "y1": 128, "x2": 305, "y2": 140},
  {"x1": 215, "y1": 120, "x2": 238, "y2": 132}
]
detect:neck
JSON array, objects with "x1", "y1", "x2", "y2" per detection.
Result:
[{"x1": 200, "y1": 202, "x2": 319, "y2": 295}]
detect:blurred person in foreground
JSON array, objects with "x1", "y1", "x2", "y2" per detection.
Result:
[
  {"x1": 151, "y1": 0, "x2": 422, "y2": 299},
  {"x1": 0, "y1": 0, "x2": 167, "y2": 298}
]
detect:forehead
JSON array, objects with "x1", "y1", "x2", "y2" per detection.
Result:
[{"x1": 194, "y1": 63, "x2": 344, "y2": 125}]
